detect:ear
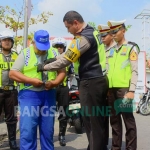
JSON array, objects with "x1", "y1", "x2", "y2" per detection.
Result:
[{"x1": 73, "y1": 20, "x2": 78, "y2": 26}]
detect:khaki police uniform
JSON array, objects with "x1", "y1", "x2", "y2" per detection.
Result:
[
  {"x1": 107, "y1": 20, "x2": 139, "y2": 150},
  {"x1": 98, "y1": 24, "x2": 117, "y2": 147}
]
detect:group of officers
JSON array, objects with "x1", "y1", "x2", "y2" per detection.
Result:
[{"x1": 0, "y1": 10, "x2": 140, "y2": 150}]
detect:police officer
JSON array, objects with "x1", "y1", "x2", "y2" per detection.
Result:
[
  {"x1": 107, "y1": 20, "x2": 140, "y2": 150},
  {"x1": 52, "y1": 37, "x2": 74, "y2": 146},
  {"x1": 98, "y1": 24, "x2": 117, "y2": 149},
  {"x1": 37, "y1": 11, "x2": 108, "y2": 150},
  {"x1": 0, "y1": 30, "x2": 19, "y2": 150},
  {"x1": 9, "y1": 30, "x2": 66, "y2": 150},
  {"x1": 98, "y1": 24, "x2": 116, "y2": 72}
]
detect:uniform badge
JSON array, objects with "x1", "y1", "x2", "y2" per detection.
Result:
[
  {"x1": 130, "y1": 51, "x2": 137, "y2": 61},
  {"x1": 71, "y1": 43, "x2": 75, "y2": 48},
  {"x1": 120, "y1": 47, "x2": 127, "y2": 55},
  {"x1": 109, "y1": 48, "x2": 114, "y2": 57}
]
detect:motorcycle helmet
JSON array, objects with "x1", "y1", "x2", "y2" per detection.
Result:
[
  {"x1": 0, "y1": 30, "x2": 14, "y2": 47},
  {"x1": 52, "y1": 37, "x2": 67, "y2": 50}
]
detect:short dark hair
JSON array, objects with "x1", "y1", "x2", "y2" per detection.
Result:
[{"x1": 63, "y1": 11, "x2": 84, "y2": 24}]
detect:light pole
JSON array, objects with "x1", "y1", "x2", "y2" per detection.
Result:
[
  {"x1": 23, "y1": 0, "x2": 31, "y2": 49},
  {"x1": 134, "y1": 9, "x2": 150, "y2": 51}
]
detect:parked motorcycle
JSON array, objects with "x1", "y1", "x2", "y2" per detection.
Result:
[
  {"x1": 136, "y1": 81, "x2": 150, "y2": 116},
  {"x1": 68, "y1": 77, "x2": 83, "y2": 134}
]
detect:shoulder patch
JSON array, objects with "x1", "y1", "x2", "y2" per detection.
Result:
[{"x1": 130, "y1": 50, "x2": 137, "y2": 61}]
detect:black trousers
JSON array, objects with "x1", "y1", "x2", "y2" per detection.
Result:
[
  {"x1": 56, "y1": 86, "x2": 69, "y2": 121},
  {"x1": 79, "y1": 76, "x2": 108, "y2": 150},
  {"x1": 108, "y1": 88, "x2": 137, "y2": 150},
  {"x1": 0, "y1": 89, "x2": 18, "y2": 124}
]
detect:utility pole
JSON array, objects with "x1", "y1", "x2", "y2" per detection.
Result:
[
  {"x1": 23, "y1": 0, "x2": 31, "y2": 49},
  {"x1": 134, "y1": 9, "x2": 150, "y2": 51}
]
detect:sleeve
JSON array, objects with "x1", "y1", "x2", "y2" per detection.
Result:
[
  {"x1": 44, "y1": 36, "x2": 91, "y2": 71},
  {"x1": 44, "y1": 53, "x2": 72, "y2": 71},
  {"x1": 129, "y1": 45, "x2": 140, "y2": 92},
  {"x1": 11, "y1": 51, "x2": 25, "y2": 72},
  {"x1": 64, "y1": 36, "x2": 90, "y2": 62}
]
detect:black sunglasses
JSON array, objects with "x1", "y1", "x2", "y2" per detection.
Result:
[
  {"x1": 55, "y1": 44, "x2": 64, "y2": 48},
  {"x1": 111, "y1": 27, "x2": 122, "y2": 34},
  {"x1": 100, "y1": 32, "x2": 110, "y2": 37}
]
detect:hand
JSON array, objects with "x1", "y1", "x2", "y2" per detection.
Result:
[
  {"x1": 45, "y1": 80, "x2": 57, "y2": 90},
  {"x1": 37, "y1": 64, "x2": 45, "y2": 72},
  {"x1": 124, "y1": 92, "x2": 134, "y2": 100},
  {"x1": 147, "y1": 60, "x2": 150, "y2": 68},
  {"x1": 31, "y1": 78, "x2": 44, "y2": 87},
  {"x1": 44, "y1": 58, "x2": 56, "y2": 64}
]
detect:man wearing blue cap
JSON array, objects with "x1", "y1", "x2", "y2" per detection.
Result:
[{"x1": 9, "y1": 30, "x2": 66, "y2": 150}]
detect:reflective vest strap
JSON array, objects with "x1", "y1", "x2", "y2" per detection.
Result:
[
  {"x1": 62, "y1": 67, "x2": 69, "y2": 86},
  {"x1": 93, "y1": 30, "x2": 106, "y2": 72}
]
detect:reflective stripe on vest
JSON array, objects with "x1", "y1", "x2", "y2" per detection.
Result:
[
  {"x1": 20, "y1": 46, "x2": 58, "y2": 90},
  {"x1": 0, "y1": 52, "x2": 18, "y2": 87},
  {"x1": 73, "y1": 60, "x2": 79, "y2": 75},
  {"x1": 62, "y1": 66, "x2": 69, "y2": 86},
  {"x1": 107, "y1": 45, "x2": 132, "y2": 88},
  {"x1": 93, "y1": 30, "x2": 106, "y2": 75}
]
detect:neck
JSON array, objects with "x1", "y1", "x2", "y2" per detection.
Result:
[
  {"x1": 2, "y1": 49, "x2": 11, "y2": 55},
  {"x1": 117, "y1": 37, "x2": 126, "y2": 47},
  {"x1": 106, "y1": 40, "x2": 114, "y2": 49},
  {"x1": 76, "y1": 22, "x2": 86, "y2": 34}
]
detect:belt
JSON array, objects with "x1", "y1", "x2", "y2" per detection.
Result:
[{"x1": 0, "y1": 85, "x2": 17, "y2": 91}]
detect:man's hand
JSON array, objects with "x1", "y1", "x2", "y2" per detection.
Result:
[
  {"x1": 44, "y1": 58, "x2": 56, "y2": 64},
  {"x1": 124, "y1": 92, "x2": 134, "y2": 99},
  {"x1": 147, "y1": 60, "x2": 150, "y2": 68},
  {"x1": 45, "y1": 80, "x2": 58, "y2": 90},
  {"x1": 37, "y1": 64, "x2": 45, "y2": 72},
  {"x1": 31, "y1": 78, "x2": 44, "y2": 87}
]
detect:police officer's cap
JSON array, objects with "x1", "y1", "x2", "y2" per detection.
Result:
[
  {"x1": 107, "y1": 19, "x2": 126, "y2": 30},
  {"x1": 98, "y1": 24, "x2": 111, "y2": 37}
]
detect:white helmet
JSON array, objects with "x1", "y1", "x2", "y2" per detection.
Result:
[
  {"x1": 0, "y1": 30, "x2": 14, "y2": 41},
  {"x1": 52, "y1": 37, "x2": 67, "y2": 47}
]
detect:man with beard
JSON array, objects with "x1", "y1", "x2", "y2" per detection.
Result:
[{"x1": 0, "y1": 30, "x2": 19, "y2": 150}]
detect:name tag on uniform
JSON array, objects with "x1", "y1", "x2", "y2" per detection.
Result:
[
  {"x1": 108, "y1": 48, "x2": 115, "y2": 57},
  {"x1": 120, "y1": 47, "x2": 127, "y2": 56}
]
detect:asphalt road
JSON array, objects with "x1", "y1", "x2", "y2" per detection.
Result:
[{"x1": 0, "y1": 113, "x2": 150, "y2": 150}]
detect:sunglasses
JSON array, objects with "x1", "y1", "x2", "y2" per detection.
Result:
[
  {"x1": 55, "y1": 44, "x2": 64, "y2": 48},
  {"x1": 111, "y1": 27, "x2": 122, "y2": 34},
  {"x1": 100, "y1": 32, "x2": 110, "y2": 37}
]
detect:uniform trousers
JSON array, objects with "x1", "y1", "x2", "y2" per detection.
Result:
[
  {"x1": 108, "y1": 88, "x2": 137, "y2": 150},
  {"x1": 79, "y1": 76, "x2": 108, "y2": 150}
]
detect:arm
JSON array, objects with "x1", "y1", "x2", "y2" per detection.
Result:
[
  {"x1": 43, "y1": 36, "x2": 90, "y2": 71},
  {"x1": 9, "y1": 70, "x2": 43, "y2": 87},
  {"x1": 125, "y1": 46, "x2": 139, "y2": 99},
  {"x1": 9, "y1": 52, "x2": 43, "y2": 87},
  {"x1": 45, "y1": 69, "x2": 66, "y2": 90}
]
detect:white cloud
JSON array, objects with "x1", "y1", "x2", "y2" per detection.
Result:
[{"x1": 29, "y1": 0, "x2": 103, "y2": 37}]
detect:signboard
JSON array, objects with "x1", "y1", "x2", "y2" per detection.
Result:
[
  {"x1": 135, "y1": 51, "x2": 146, "y2": 93},
  {"x1": 134, "y1": 51, "x2": 146, "y2": 104}
]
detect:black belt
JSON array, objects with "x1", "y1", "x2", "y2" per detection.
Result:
[{"x1": 0, "y1": 85, "x2": 17, "y2": 91}]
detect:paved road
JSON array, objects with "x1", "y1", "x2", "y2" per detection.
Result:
[{"x1": 0, "y1": 113, "x2": 150, "y2": 150}]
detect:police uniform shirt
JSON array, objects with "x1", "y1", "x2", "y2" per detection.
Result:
[
  {"x1": 115, "y1": 41, "x2": 139, "y2": 91},
  {"x1": 44, "y1": 34, "x2": 91, "y2": 71},
  {"x1": 0, "y1": 51, "x2": 15, "y2": 86},
  {"x1": 105, "y1": 41, "x2": 116, "y2": 73}
]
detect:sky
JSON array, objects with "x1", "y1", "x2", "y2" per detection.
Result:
[{"x1": 1, "y1": 0, "x2": 150, "y2": 51}]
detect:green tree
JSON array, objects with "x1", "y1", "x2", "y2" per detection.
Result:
[{"x1": 0, "y1": 4, "x2": 53, "y2": 50}]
